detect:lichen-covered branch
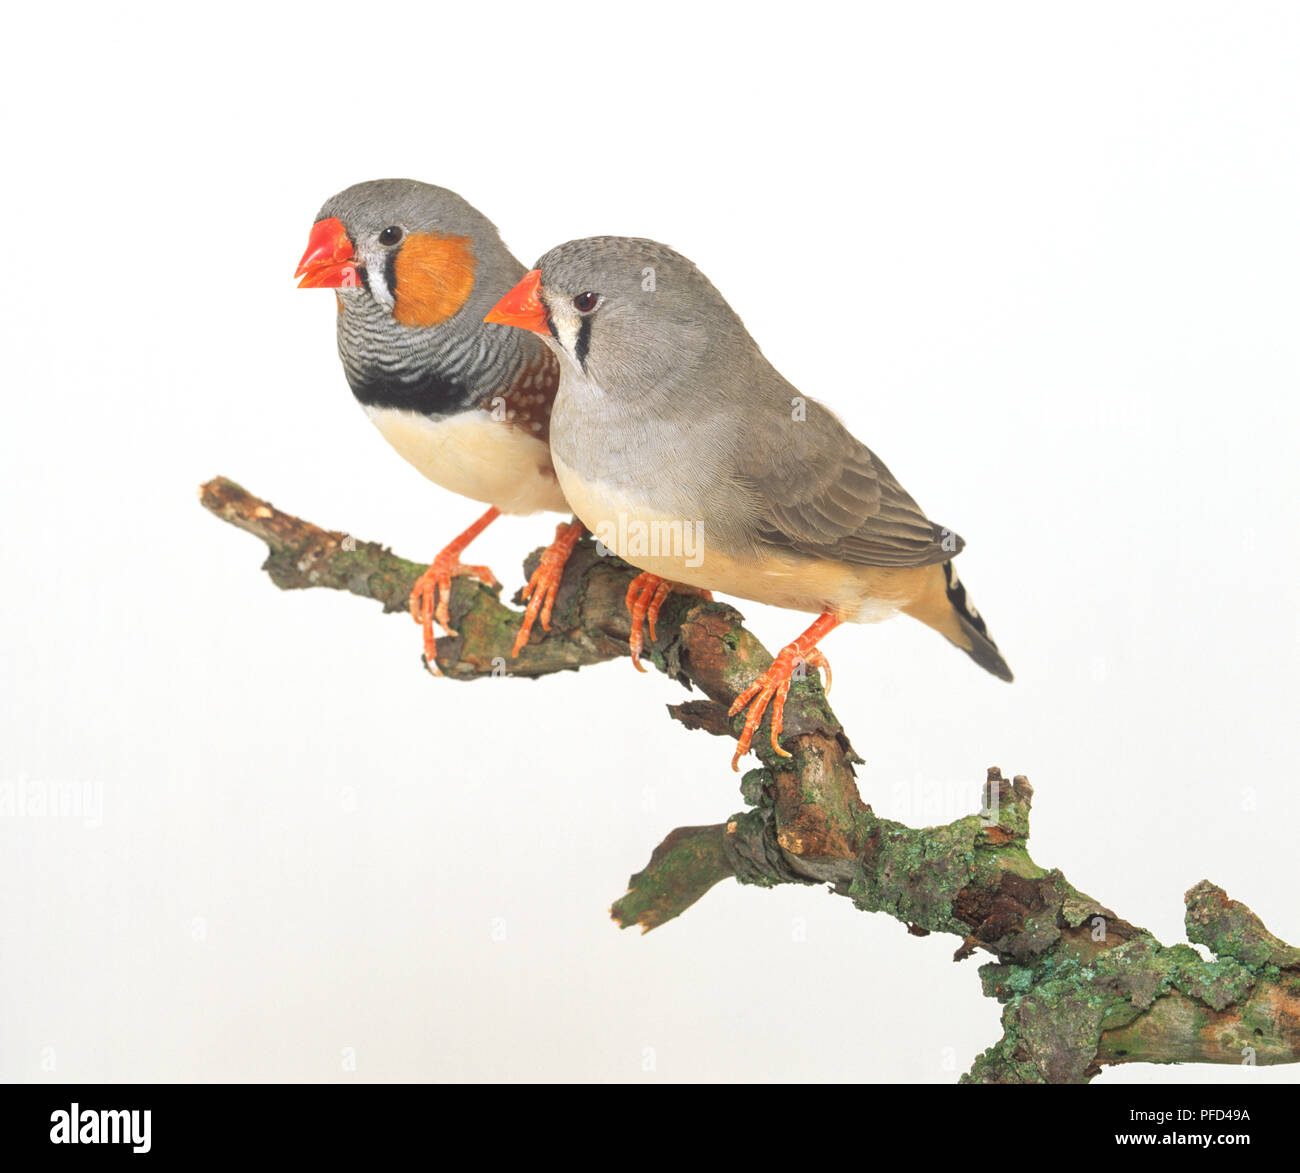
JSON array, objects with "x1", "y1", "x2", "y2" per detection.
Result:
[{"x1": 200, "y1": 476, "x2": 1300, "y2": 1082}]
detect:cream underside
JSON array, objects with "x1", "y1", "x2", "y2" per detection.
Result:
[
  {"x1": 552, "y1": 452, "x2": 921, "y2": 624},
  {"x1": 365, "y1": 406, "x2": 568, "y2": 515}
]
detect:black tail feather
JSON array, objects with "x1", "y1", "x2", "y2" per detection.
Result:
[{"x1": 943, "y1": 561, "x2": 1013, "y2": 682}]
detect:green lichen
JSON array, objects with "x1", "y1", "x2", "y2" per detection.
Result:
[
  {"x1": 846, "y1": 813, "x2": 985, "y2": 935},
  {"x1": 965, "y1": 924, "x2": 1288, "y2": 1080},
  {"x1": 1169, "y1": 949, "x2": 1257, "y2": 1011},
  {"x1": 1185, "y1": 879, "x2": 1300, "y2": 969},
  {"x1": 1061, "y1": 890, "x2": 1112, "y2": 929},
  {"x1": 739, "y1": 767, "x2": 773, "y2": 810}
]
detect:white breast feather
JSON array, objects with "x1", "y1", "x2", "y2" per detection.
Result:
[{"x1": 363, "y1": 406, "x2": 566, "y2": 515}]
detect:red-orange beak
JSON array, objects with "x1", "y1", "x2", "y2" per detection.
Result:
[
  {"x1": 485, "y1": 269, "x2": 549, "y2": 334},
  {"x1": 295, "y1": 217, "x2": 361, "y2": 288}
]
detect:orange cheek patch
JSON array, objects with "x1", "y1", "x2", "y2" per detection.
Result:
[{"x1": 392, "y1": 232, "x2": 477, "y2": 328}]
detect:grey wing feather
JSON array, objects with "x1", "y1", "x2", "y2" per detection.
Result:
[{"x1": 741, "y1": 400, "x2": 962, "y2": 568}]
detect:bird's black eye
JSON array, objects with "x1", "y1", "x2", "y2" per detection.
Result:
[
  {"x1": 572, "y1": 292, "x2": 599, "y2": 313},
  {"x1": 378, "y1": 226, "x2": 404, "y2": 247}
]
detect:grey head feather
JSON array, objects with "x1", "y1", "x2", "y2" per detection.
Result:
[{"x1": 318, "y1": 179, "x2": 510, "y2": 260}]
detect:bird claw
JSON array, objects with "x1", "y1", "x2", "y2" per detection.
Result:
[
  {"x1": 625, "y1": 573, "x2": 713, "y2": 670},
  {"x1": 406, "y1": 507, "x2": 502, "y2": 671},
  {"x1": 728, "y1": 643, "x2": 833, "y2": 770},
  {"x1": 511, "y1": 520, "x2": 584, "y2": 657},
  {"x1": 409, "y1": 555, "x2": 499, "y2": 661}
]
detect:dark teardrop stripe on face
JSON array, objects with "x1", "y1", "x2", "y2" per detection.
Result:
[
  {"x1": 575, "y1": 316, "x2": 593, "y2": 371},
  {"x1": 345, "y1": 369, "x2": 479, "y2": 417}
]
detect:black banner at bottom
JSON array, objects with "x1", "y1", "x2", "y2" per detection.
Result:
[{"x1": 2, "y1": 1080, "x2": 1291, "y2": 1160}]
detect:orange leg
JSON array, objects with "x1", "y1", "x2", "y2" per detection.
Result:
[
  {"x1": 727, "y1": 613, "x2": 842, "y2": 770},
  {"x1": 409, "y1": 506, "x2": 501, "y2": 666},
  {"x1": 624, "y1": 572, "x2": 714, "y2": 671},
  {"x1": 512, "y1": 519, "x2": 586, "y2": 657}
]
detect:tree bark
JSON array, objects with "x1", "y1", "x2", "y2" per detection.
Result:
[{"x1": 200, "y1": 476, "x2": 1300, "y2": 1082}]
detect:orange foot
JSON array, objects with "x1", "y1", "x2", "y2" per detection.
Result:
[
  {"x1": 728, "y1": 613, "x2": 843, "y2": 770},
  {"x1": 512, "y1": 519, "x2": 585, "y2": 657},
  {"x1": 409, "y1": 506, "x2": 502, "y2": 669},
  {"x1": 625, "y1": 572, "x2": 714, "y2": 672}
]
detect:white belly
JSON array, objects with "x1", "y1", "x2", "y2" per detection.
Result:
[{"x1": 365, "y1": 406, "x2": 568, "y2": 515}]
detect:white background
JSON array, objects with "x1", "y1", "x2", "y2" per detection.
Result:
[{"x1": 2, "y1": 2, "x2": 1297, "y2": 1083}]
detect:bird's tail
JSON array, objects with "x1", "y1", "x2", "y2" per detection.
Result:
[{"x1": 902, "y1": 561, "x2": 1013, "y2": 682}]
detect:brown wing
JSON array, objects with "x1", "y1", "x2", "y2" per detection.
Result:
[
  {"x1": 476, "y1": 347, "x2": 559, "y2": 444},
  {"x1": 739, "y1": 398, "x2": 962, "y2": 568}
]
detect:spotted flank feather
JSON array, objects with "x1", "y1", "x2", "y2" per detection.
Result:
[{"x1": 478, "y1": 348, "x2": 560, "y2": 443}]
